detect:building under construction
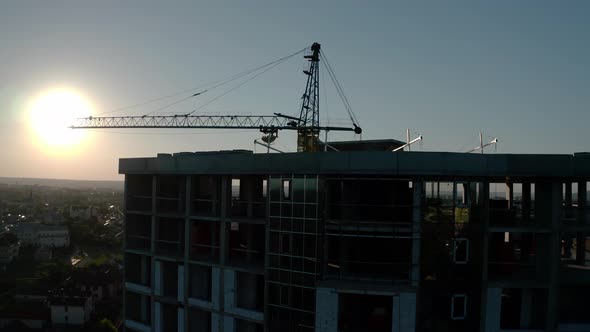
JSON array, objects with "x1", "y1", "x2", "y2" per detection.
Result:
[
  {"x1": 68, "y1": 41, "x2": 590, "y2": 332},
  {"x1": 120, "y1": 147, "x2": 590, "y2": 332}
]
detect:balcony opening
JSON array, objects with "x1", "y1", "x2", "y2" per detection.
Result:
[
  {"x1": 228, "y1": 223, "x2": 265, "y2": 269},
  {"x1": 190, "y1": 220, "x2": 220, "y2": 263},
  {"x1": 327, "y1": 178, "x2": 413, "y2": 224},
  {"x1": 189, "y1": 308, "x2": 211, "y2": 332},
  {"x1": 160, "y1": 302, "x2": 178, "y2": 332},
  {"x1": 156, "y1": 175, "x2": 185, "y2": 214},
  {"x1": 125, "y1": 291, "x2": 150, "y2": 324},
  {"x1": 127, "y1": 175, "x2": 152, "y2": 212},
  {"x1": 326, "y1": 234, "x2": 411, "y2": 281},
  {"x1": 452, "y1": 238, "x2": 469, "y2": 264},
  {"x1": 488, "y1": 232, "x2": 550, "y2": 281},
  {"x1": 235, "y1": 319, "x2": 264, "y2": 332},
  {"x1": 451, "y1": 294, "x2": 466, "y2": 320},
  {"x1": 126, "y1": 214, "x2": 151, "y2": 251},
  {"x1": 125, "y1": 253, "x2": 151, "y2": 286},
  {"x1": 191, "y1": 176, "x2": 220, "y2": 217},
  {"x1": 236, "y1": 271, "x2": 264, "y2": 312},
  {"x1": 155, "y1": 217, "x2": 184, "y2": 257},
  {"x1": 159, "y1": 260, "x2": 179, "y2": 298},
  {"x1": 231, "y1": 176, "x2": 267, "y2": 219},
  {"x1": 338, "y1": 293, "x2": 392, "y2": 332},
  {"x1": 189, "y1": 264, "x2": 211, "y2": 301},
  {"x1": 500, "y1": 288, "x2": 547, "y2": 330}
]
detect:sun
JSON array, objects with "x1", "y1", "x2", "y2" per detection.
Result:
[{"x1": 29, "y1": 88, "x2": 94, "y2": 152}]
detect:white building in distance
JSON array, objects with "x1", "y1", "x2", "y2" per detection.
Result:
[{"x1": 14, "y1": 223, "x2": 69, "y2": 247}]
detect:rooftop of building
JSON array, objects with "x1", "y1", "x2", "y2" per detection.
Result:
[{"x1": 119, "y1": 149, "x2": 590, "y2": 179}]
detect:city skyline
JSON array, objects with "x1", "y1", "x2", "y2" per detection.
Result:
[{"x1": 1, "y1": 1, "x2": 589, "y2": 180}]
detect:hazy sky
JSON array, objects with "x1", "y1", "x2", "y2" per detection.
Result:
[{"x1": 1, "y1": 1, "x2": 589, "y2": 180}]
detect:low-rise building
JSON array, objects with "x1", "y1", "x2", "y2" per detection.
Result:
[
  {"x1": 48, "y1": 290, "x2": 94, "y2": 326},
  {"x1": 14, "y1": 222, "x2": 69, "y2": 247},
  {"x1": 69, "y1": 205, "x2": 99, "y2": 221}
]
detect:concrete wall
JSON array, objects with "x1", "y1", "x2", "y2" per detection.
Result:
[{"x1": 315, "y1": 287, "x2": 338, "y2": 332}]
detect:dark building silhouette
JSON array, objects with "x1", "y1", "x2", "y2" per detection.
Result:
[{"x1": 120, "y1": 148, "x2": 590, "y2": 332}]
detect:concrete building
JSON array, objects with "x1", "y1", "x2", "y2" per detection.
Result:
[
  {"x1": 48, "y1": 290, "x2": 94, "y2": 326},
  {"x1": 14, "y1": 222, "x2": 69, "y2": 247},
  {"x1": 120, "y1": 148, "x2": 590, "y2": 332}
]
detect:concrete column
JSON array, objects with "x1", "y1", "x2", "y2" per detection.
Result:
[
  {"x1": 154, "y1": 261, "x2": 162, "y2": 296},
  {"x1": 394, "y1": 293, "x2": 417, "y2": 332},
  {"x1": 519, "y1": 288, "x2": 533, "y2": 328},
  {"x1": 479, "y1": 182, "x2": 491, "y2": 332},
  {"x1": 565, "y1": 182, "x2": 573, "y2": 208},
  {"x1": 536, "y1": 182, "x2": 561, "y2": 331},
  {"x1": 150, "y1": 175, "x2": 157, "y2": 330},
  {"x1": 315, "y1": 288, "x2": 338, "y2": 332},
  {"x1": 223, "y1": 316, "x2": 234, "y2": 332},
  {"x1": 576, "y1": 181, "x2": 587, "y2": 265},
  {"x1": 177, "y1": 307, "x2": 185, "y2": 332},
  {"x1": 212, "y1": 267, "x2": 221, "y2": 310},
  {"x1": 154, "y1": 302, "x2": 161, "y2": 332},
  {"x1": 224, "y1": 269, "x2": 236, "y2": 309},
  {"x1": 212, "y1": 313, "x2": 220, "y2": 332},
  {"x1": 522, "y1": 182, "x2": 531, "y2": 222},
  {"x1": 219, "y1": 176, "x2": 229, "y2": 332},
  {"x1": 483, "y1": 288, "x2": 501, "y2": 332},
  {"x1": 506, "y1": 179, "x2": 514, "y2": 209},
  {"x1": 184, "y1": 176, "x2": 191, "y2": 331},
  {"x1": 411, "y1": 181, "x2": 423, "y2": 286},
  {"x1": 177, "y1": 265, "x2": 184, "y2": 303}
]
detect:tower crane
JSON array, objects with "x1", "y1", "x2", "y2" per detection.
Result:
[{"x1": 71, "y1": 42, "x2": 362, "y2": 152}]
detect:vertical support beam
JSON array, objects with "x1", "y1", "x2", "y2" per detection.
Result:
[
  {"x1": 150, "y1": 175, "x2": 157, "y2": 330},
  {"x1": 565, "y1": 182, "x2": 573, "y2": 220},
  {"x1": 520, "y1": 288, "x2": 533, "y2": 328},
  {"x1": 315, "y1": 288, "x2": 337, "y2": 332},
  {"x1": 484, "y1": 288, "x2": 501, "y2": 332},
  {"x1": 183, "y1": 175, "x2": 190, "y2": 330},
  {"x1": 480, "y1": 182, "x2": 491, "y2": 332},
  {"x1": 219, "y1": 175, "x2": 229, "y2": 331},
  {"x1": 522, "y1": 181, "x2": 531, "y2": 222},
  {"x1": 396, "y1": 293, "x2": 417, "y2": 332},
  {"x1": 577, "y1": 181, "x2": 587, "y2": 265},
  {"x1": 411, "y1": 181, "x2": 423, "y2": 286},
  {"x1": 506, "y1": 178, "x2": 514, "y2": 209},
  {"x1": 536, "y1": 182, "x2": 561, "y2": 331}
]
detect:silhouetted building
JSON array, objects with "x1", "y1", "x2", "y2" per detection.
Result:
[{"x1": 120, "y1": 148, "x2": 590, "y2": 332}]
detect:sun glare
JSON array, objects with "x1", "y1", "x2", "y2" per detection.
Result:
[{"x1": 29, "y1": 88, "x2": 94, "y2": 152}]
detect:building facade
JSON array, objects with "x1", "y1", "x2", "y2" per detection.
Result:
[
  {"x1": 120, "y1": 150, "x2": 590, "y2": 332},
  {"x1": 14, "y1": 222, "x2": 69, "y2": 247}
]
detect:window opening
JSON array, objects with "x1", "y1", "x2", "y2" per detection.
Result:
[
  {"x1": 453, "y1": 238, "x2": 469, "y2": 264},
  {"x1": 451, "y1": 294, "x2": 467, "y2": 320},
  {"x1": 282, "y1": 180, "x2": 292, "y2": 200}
]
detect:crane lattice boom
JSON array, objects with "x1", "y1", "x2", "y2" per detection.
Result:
[{"x1": 70, "y1": 42, "x2": 361, "y2": 152}]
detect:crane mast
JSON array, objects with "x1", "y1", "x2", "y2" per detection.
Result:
[{"x1": 71, "y1": 42, "x2": 361, "y2": 152}]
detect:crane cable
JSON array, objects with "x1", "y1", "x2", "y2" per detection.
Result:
[
  {"x1": 185, "y1": 62, "x2": 281, "y2": 115},
  {"x1": 94, "y1": 47, "x2": 307, "y2": 117},
  {"x1": 320, "y1": 51, "x2": 361, "y2": 128},
  {"x1": 153, "y1": 47, "x2": 306, "y2": 116}
]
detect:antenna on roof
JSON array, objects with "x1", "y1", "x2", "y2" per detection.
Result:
[
  {"x1": 467, "y1": 131, "x2": 498, "y2": 154},
  {"x1": 392, "y1": 129, "x2": 423, "y2": 152}
]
